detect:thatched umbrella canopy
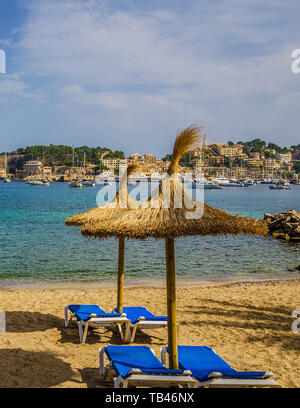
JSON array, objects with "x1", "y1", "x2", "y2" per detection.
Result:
[{"x1": 66, "y1": 126, "x2": 268, "y2": 368}]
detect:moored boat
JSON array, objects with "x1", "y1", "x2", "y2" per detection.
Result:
[
  {"x1": 269, "y1": 182, "x2": 291, "y2": 190},
  {"x1": 68, "y1": 180, "x2": 83, "y2": 188}
]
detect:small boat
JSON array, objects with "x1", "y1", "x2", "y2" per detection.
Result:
[
  {"x1": 269, "y1": 182, "x2": 291, "y2": 190},
  {"x1": 240, "y1": 179, "x2": 255, "y2": 186},
  {"x1": 213, "y1": 176, "x2": 230, "y2": 185},
  {"x1": 68, "y1": 180, "x2": 83, "y2": 188},
  {"x1": 28, "y1": 179, "x2": 50, "y2": 186},
  {"x1": 222, "y1": 181, "x2": 245, "y2": 187},
  {"x1": 3, "y1": 177, "x2": 11, "y2": 183},
  {"x1": 192, "y1": 180, "x2": 223, "y2": 189},
  {"x1": 81, "y1": 180, "x2": 96, "y2": 187}
]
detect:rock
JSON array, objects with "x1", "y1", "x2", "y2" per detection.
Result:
[
  {"x1": 264, "y1": 213, "x2": 275, "y2": 220},
  {"x1": 267, "y1": 210, "x2": 300, "y2": 240}
]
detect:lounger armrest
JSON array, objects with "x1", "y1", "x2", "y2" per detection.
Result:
[
  {"x1": 136, "y1": 316, "x2": 146, "y2": 322},
  {"x1": 263, "y1": 372, "x2": 273, "y2": 379},
  {"x1": 208, "y1": 371, "x2": 223, "y2": 379},
  {"x1": 128, "y1": 368, "x2": 142, "y2": 374}
]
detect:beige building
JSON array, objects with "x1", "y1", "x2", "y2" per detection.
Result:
[
  {"x1": 143, "y1": 153, "x2": 157, "y2": 163},
  {"x1": 24, "y1": 161, "x2": 43, "y2": 176},
  {"x1": 215, "y1": 144, "x2": 244, "y2": 158},
  {"x1": 244, "y1": 158, "x2": 264, "y2": 167},
  {"x1": 276, "y1": 152, "x2": 293, "y2": 163},
  {"x1": 102, "y1": 158, "x2": 128, "y2": 170},
  {"x1": 264, "y1": 158, "x2": 278, "y2": 169}
]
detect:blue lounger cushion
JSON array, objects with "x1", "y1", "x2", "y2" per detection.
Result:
[
  {"x1": 69, "y1": 304, "x2": 122, "y2": 322},
  {"x1": 105, "y1": 346, "x2": 186, "y2": 379},
  {"x1": 174, "y1": 346, "x2": 267, "y2": 382},
  {"x1": 114, "y1": 307, "x2": 167, "y2": 325}
]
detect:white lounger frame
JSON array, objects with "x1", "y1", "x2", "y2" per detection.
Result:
[
  {"x1": 110, "y1": 309, "x2": 176, "y2": 343},
  {"x1": 160, "y1": 347, "x2": 281, "y2": 388},
  {"x1": 64, "y1": 306, "x2": 131, "y2": 343},
  {"x1": 130, "y1": 317, "x2": 169, "y2": 343},
  {"x1": 99, "y1": 346, "x2": 198, "y2": 388}
]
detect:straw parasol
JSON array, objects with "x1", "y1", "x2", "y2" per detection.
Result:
[{"x1": 66, "y1": 126, "x2": 268, "y2": 369}]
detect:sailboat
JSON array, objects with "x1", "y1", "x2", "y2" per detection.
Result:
[
  {"x1": 80, "y1": 152, "x2": 95, "y2": 186},
  {"x1": 68, "y1": 148, "x2": 83, "y2": 188}
]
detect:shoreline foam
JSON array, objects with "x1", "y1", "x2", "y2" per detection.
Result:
[{"x1": 0, "y1": 274, "x2": 299, "y2": 290}]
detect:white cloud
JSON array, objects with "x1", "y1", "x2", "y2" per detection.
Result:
[{"x1": 0, "y1": 74, "x2": 44, "y2": 101}]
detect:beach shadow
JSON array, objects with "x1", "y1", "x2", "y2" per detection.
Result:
[
  {"x1": 59, "y1": 324, "x2": 120, "y2": 345},
  {"x1": 5, "y1": 311, "x2": 63, "y2": 333},
  {"x1": 131, "y1": 328, "x2": 165, "y2": 345},
  {"x1": 0, "y1": 349, "x2": 76, "y2": 387},
  {"x1": 59, "y1": 323, "x2": 165, "y2": 345},
  {"x1": 79, "y1": 367, "x2": 113, "y2": 388},
  {"x1": 181, "y1": 299, "x2": 298, "y2": 351}
]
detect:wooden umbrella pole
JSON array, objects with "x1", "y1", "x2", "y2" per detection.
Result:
[
  {"x1": 117, "y1": 237, "x2": 125, "y2": 313},
  {"x1": 165, "y1": 237, "x2": 178, "y2": 369}
]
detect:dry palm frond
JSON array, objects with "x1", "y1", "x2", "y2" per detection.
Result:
[{"x1": 167, "y1": 126, "x2": 202, "y2": 176}]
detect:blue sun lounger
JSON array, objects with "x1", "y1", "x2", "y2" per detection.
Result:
[
  {"x1": 161, "y1": 346, "x2": 280, "y2": 388},
  {"x1": 64, "y1": 304, "x2": 131, "y2": 343},
  {"x1": 112, "y1": 307, "x2": 168, "y2": 342},
  {"x1": 99, "y1": 345, "x2": 197, "y2": 388}
]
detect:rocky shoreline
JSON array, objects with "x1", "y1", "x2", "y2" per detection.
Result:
[{"x1": 264, "y1": 209, "x2": 300, "y2": 241}]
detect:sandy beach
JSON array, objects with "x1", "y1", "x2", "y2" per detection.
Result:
[{"x1": 0, "y1": 278, "x2": 299, "y2": 388}]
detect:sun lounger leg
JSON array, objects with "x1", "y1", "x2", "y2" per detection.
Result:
[
  {"x1": 99, "y1": 347, "x2": 105, "y2": 377},
  {"x1": 124, "y1": 321, "x2": 131, "y2": 343},
  {"x1": 116, "y1": 323, "x2": 124, "y2": 342},
  {"x1": 78, "y1": 321, "x2": 84, "y2": 343},
  {"x1": 114, "y1": 376, "x2": 127, "y2": 388},
  {"x1": 130, "y1": 324, "x2": 138, "y2": 343},
  {"x1": 64, "y1": 306, "x2": 70, "y2": 327},
  {"x1": 82, "y1": 321, "x2": 90, "y2": 343}
]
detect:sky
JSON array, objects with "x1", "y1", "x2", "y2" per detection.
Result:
[{"x1": 0, "y1": 0, "x2": 299, "y2": 157}]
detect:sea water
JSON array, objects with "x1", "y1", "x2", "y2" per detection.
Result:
[{"x1": 0, "y1": 182, "x2": 299, "y2": 287}]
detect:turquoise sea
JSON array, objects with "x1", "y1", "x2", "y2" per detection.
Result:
[{"x1": 0, "y1": 182, "x2": 299, "y2": 287}]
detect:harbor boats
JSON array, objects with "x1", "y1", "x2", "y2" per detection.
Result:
[{"x1": 3, "y1": 177, "x2": 11, "y2": 183}]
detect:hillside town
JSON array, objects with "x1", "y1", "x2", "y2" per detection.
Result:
[{"x1": 1, "y1": 140, "x2": 300, "y2": 184}]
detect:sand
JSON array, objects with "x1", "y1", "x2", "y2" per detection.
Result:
[{"x1": 0, "y1": 278, "x2": 299, "y2": 388}]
